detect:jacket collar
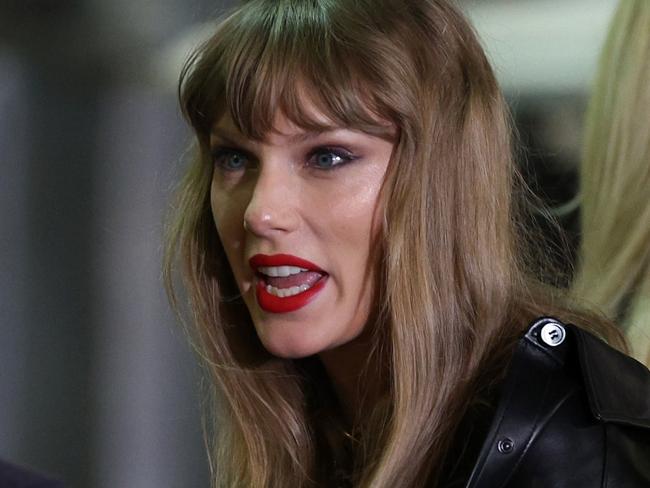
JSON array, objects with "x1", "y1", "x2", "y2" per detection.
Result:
[{"x1": 572, "y1": 324, "x2": 650, "y2": 429}]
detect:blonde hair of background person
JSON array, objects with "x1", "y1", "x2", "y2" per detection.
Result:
[
  {"x1": 163, "y1": 1, "x2": 630, "y2": 486},
  {"x1": 573, "y1": 0, "x2": 650, "y2": 366}
]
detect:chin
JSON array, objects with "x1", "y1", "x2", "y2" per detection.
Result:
[{"x1": 255, "y1": 323, "x2": 334, "y2": 359}]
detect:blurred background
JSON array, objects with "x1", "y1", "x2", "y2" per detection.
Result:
[{"x1": 0, "y1": 0, "x2": 619, "y2": 486}]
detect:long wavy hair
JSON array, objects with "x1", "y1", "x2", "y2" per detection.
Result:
[
  {"x1": 572, "y1": 0, "x2": 650, "y2": 366},
  {"x1": 164, "y1": 0, "x2": 624, "y2": 486}
]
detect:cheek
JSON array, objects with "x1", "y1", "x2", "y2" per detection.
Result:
[
  {"x1": 333, "y1": 189, "x2": 381, "y2": 236},
  {"x1": 210, "y1": 182, "x2": 246, "y2": 259},
  {"x1": 325, "y1": 171, "x2": 384, "y2": 248},
  {"x1": 313, "y1": 170, "x2": 384, "y2": 310}
]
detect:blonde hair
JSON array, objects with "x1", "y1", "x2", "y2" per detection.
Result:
[
  {"x1": 573, "y1": 0, "x2": 650, "y2": 365},
  {"x1": 165, "y1": 0, "x2": 624, "y2": 486}
]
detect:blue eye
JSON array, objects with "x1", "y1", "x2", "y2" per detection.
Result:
[
  {"x1": 308, "y1": 148, "x2": 356, "y2": 169},
  {"x1": 212, "y1": 148, "x2": 249, "y2": 172}
]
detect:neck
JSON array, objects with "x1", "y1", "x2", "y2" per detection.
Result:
[{"x1": 317, "y1": 330, "x2": 386, "y2": 425}]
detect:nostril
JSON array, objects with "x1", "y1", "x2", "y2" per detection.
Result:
[
  {"x1": 243, "y1": 212, "x2": 274, "y2": 235},
  {"x1": 244, "y1": 207, "x2": 296, "y2": 235}
]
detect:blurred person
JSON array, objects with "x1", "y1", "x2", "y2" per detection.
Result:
[
  {"x1": 165, "y1": 0, "x2": 650, "y2": 486},
  {"x1": 572, "y1": 0, "x2": 650, "y2": 366}
]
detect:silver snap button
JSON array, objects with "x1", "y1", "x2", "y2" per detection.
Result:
[
  {"x1": 497, "y1": 437, "x2": 514, "y2": 454},
  {"x1": 540, "y1": 321, "x2": 566, "y2": 347}
]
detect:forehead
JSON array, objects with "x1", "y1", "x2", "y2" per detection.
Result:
[
  {"x1": 212, "y1": 84, "x2": 339, "y2": 136},
  {"x1": 211, "y1": 106, "x2": 336, "y2": 143},
  {"x1": 211, "y1": 91, "x2": 396, "y2": 146}
]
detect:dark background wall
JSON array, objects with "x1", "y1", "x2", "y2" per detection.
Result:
[{"x1": 0, "y1": 1, "x2": 236, "y2": 486}]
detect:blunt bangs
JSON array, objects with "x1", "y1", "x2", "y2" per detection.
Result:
[{"x1": 179, "y1": 0, "x2": 403, "y2": 144}]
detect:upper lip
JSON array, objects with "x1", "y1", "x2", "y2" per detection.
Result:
[{"x1": 249, "y1": 254, "x2": 325, "y2": 273}]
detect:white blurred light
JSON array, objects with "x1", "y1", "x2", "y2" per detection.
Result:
[{"x1": 466, "y1": 0, "x2": 619, "y2": 95}]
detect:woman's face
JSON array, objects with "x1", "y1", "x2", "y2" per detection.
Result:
[{"x1": 209, "y1": 106, "x2": 393, "y2": 358}]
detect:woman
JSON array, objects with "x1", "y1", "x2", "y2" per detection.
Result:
[
  {"x1": 572, "y1": 0, "x2": 650, "y2": 366},
  {"x1": 165, "y1": 0, "x2": 650, "y2": 486}
]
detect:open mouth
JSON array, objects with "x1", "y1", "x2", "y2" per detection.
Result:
[
  {"x1": 257, "y1": 265, "x2": 325, "y2": 297},
  {"x1": 249, "y1": 254, "x2": 328, "y2": 313}
]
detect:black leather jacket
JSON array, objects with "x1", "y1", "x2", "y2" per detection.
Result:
[{"x1": 460, "y1": 317, "x2": 650, "y2": 488}]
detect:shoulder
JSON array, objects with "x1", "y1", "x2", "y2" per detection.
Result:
[
  {"x1": 466, "y1": 317, "x2": 650, "y2": 488},
  {"x1": 0, "y1": 459, "x2": 65, "y2": 488},
  {"x1": 571, "y1": 323, "x2": 650, "y2": 428}
]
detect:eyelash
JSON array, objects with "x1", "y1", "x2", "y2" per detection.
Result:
[
  {"x1": 210, "y1": 146, "x2": 358, "y2": 172},
  {"x1": 211, "y1": 147, "x2": 250, "y2": 172}
]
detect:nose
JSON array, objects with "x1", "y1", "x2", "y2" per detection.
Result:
[{"x1": 243, "y1": 165, "x2": 299, "y2": 237}]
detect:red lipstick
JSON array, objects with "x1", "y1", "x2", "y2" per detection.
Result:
[{"x1": 249, "y1": 254, "x2": 328, "y2": 313}]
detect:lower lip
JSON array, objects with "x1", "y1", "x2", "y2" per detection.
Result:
[{"x1": 256, "y1": 276, "x2": 327, "y2": 313}]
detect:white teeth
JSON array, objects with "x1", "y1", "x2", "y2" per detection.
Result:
[
  {"x1": 265, "y1": 283, "x2": 314, "y2": 297},
  {"x1": 258, "y1": 266, "x2": 307, "y2": 277}
]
